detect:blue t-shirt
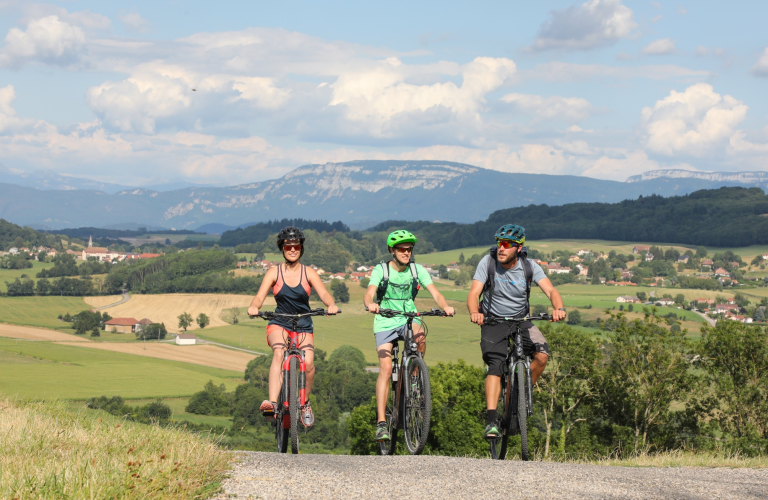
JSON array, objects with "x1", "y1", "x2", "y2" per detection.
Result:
[{"x1": 472, "y1": 255, "x2": 547, "y2": 317}]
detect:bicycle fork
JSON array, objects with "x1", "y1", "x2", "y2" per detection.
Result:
[{"x1": 281, "y1": 351, "x2": 307, "y2": 413}]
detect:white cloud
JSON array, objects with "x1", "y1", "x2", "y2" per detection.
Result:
[
  {"x1": 528, "y1": 0, "x2": 637, "y2": 51},
  {"x1": 751, "y1": 47, "x2": 768, "y2": 77},
  {"x1": 119, "y1": 12, "x2": 150, "y2": 33},
  {"x1": 0, "y1": 15, "x2": 86, "y2": 67},
  {"x1": 651, "y1": 15, "x2": 663, "y2": 23},
  {"x1": 499, "y1": 93, "x2": 594, "y2": 122},
  {"x1": 640, "y1": 83, "x2": 748, "y2": 156},
  {"x1": 641, "y1": 38, "x2": 676, "y2": 55},
  {"x1": 520, "y1": 61, "x2": 709, "y2": 82}
]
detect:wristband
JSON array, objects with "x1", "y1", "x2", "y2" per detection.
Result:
[{"x1": 558, "y1": 308, "x2": 566, "y2": 312}]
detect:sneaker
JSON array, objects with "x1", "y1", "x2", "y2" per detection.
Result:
[
  {"x1": 301, "y1": 400, "x2": 315, "y2": 428},
  {"x1": 375, "y1": 423, "x2": 391, "y2": 442},
  {"x1": 260, "y1": 400, "x2": 277, "y2": 419},
  {"x1": 484, "y1": 421, "x2": 501, "y2": 439}
]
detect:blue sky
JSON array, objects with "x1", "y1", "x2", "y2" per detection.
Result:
[{"x1": 0, "y1": 0, "x2": 766, "y2": 186}]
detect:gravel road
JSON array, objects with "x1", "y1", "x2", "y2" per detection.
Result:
[{"x1": 214, "y1": 452, "x2": 768, "y2": 499}]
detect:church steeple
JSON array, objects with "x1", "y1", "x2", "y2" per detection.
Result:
[{"x1": 88, "y1": 235, "x2": 93, "y2": 248}]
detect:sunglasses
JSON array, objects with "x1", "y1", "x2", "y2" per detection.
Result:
[
  {"x1": 283, "y1": 244, "x2": 302, "y2": 251},
  {"x1": 394, "y1": 246, "x2": 414, "y2": 253},
  {"x1": 497, "y1": 240, "x2": 519, "y2": 249}
]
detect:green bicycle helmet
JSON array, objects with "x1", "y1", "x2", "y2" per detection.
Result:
[
  {"x1": 495, "y1": 224, "x2": 525, "y2": 246},
  {"x1": 387, "y1": 230, "x2": 418, "y2": 249}
]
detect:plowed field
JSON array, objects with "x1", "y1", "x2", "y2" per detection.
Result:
[
  {"x1": 55, "y1": 342, "x2": 256, "y2": 371},
  {"x1": 84, "y1": 296, "x2": 124, "y2": 308},
  {"x1": 0, "y1": 324, "x2": 89, "y2": 342}
]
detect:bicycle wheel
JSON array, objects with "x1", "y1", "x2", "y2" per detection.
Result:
[
  {"x1": 379, "y1": 379, "x2": 399, "y2": 455},
  {"x1": 489, "y1": 372, "x2": 511, "y2": 460},
  {"x1": 516, "y1": 364, "x2": 528, "y2": 461},
  {"x1": 275, "y1": 396, "x2": 289, "y2": 453},
  {"x1": 403, "y1": 356, "x2": 431, "y2": 455},
  {"x1": 289, "y1": 356, "x2": 300, "y2": 454}
]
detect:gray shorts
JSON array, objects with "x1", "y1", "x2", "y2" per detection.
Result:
[{"x1": 374, "y1": 324, "x2": 409, "y2": 349}]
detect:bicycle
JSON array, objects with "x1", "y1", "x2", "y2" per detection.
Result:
[
  {"x1": 251, "y1": 308, "x2": 341, "y2": 454},
  {"x1": 482, "y1": 312, "x2": 551, "y2": 461},
  {"x1": 370, "y1": 307, "x2": 451, "y2": 455}
]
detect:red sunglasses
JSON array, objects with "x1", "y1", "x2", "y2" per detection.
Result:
[
  {"x1": 283, "y1": 244, "x2": 302, "y2": 251},
  {"x1": 497, "y1": 240, "x2": 519, "y2": 249}
]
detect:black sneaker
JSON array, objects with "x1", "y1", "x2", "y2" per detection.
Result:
[
  {"x1": 484, "y1": 421, "x2": 501, "y2": 439},
  {"x1": 375, "y1": 423, "x2": 391, "y2": 442}
]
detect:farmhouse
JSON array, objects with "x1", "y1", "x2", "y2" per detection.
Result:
[
  {"x1": 655, "y1": 298, "x2": 675, "y2": 306},
  {"x1": 105, "y1": 317, "x2": 140, "y2": 334},
  {"x1": 576, "y1": 249, "x2": 591, "y2": 256},
  {"x1": 616, "y1": 295, "x2": 640, "y2": 303},
  {"x1": 545, "y1": 263, "x2": 571, "y2": 274},
  {"x1": 714, "y1": 267, "x2": 730, "y2": 277},
  {"x1": 644, "y1": 253, "x2": 654, "y2": 262},
  {"x1": 633, "y1": 246, "x2": 650, "y2": 254},
  {"x1": 176, "y1": 333, "x2": 197, "y2": 345}
]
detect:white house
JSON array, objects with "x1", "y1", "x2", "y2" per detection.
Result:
[
  {"x1": 576, "y1": 249, "x2": 591, "y2": 256},
  {"x1": 616, "y1": 295, "x2": 640, "y2": 303},
  {"x1": 176, "y1": 333, "x2": 197, "y2": 345},
  {"x1": 655, "y1": 299, "x2": 675, "y2": 306}
]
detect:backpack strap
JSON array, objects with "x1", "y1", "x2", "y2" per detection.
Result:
[
  {"x1": 408, "y1": 262, "x2": 420, "y2": 300},
  {"x1": 375, "y1": 261, "x2": 389, "y2": 303},
  {"x1": 519, "y1": 246, "x2": 533, "y2": 316},
  {"x1": 479, "y1": 247, "x2": 498, "y2": 314}
]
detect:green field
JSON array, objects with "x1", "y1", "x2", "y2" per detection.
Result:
[
  {"x1": 0, "y1": 340, "x2": 242, "y2": 400},
  {"x1": 0, "y1": 296, "x2": 93, "y2": 329},
  {"x1": 0, "y1": 261, "x2": 54, "y2": 293},
  {"x1": 69, "y1": 397, "x2": 234, "y2": 427}
]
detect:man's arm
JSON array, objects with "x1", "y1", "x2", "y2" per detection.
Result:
[
  {"x1": 363, "y1": 285, "x2": 379, "y2": 313},
  {"x1": 467, "y1": 279, "x2": 485, "y2": 325},
  {"x1": 537, "y1": 277, "x2": 565, "y2": 321},
  {"x1": 424, "y1": 284, "x2": 455, "y2": 316}
]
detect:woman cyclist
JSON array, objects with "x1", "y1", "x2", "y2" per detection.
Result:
[{"x1": 247, "y1": 226, "x2": 338, "y2": 427}]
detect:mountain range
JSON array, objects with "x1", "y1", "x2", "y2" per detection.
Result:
[{"x1": 1, "y1": 160, "x2": 766, "y2": 231}]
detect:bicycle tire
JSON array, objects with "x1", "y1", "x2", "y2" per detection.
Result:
[
  {"x1": 276, "y1": 396, "x2": 289, "y2": 453},
  {"x1": 379, "y1": 379, "x2": 399, "y2": 455},
  {"x1": 490, "y1": 372, "x2": 511, "y2": 460},
  {"x1": 516, "y1": 364, "x2": 528, "y2": 461},
  {"x1": 289, "y1": 356, "x2": 300, "y2": 454},
  {"x1": 403, "y1": 356, "x2": 431, "y2": 455}
]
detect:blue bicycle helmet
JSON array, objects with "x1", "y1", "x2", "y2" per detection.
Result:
[{"x1": 494, "y1": 224, "x2": 525, "y2": 246}]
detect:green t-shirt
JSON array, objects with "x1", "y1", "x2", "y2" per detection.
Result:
[{"x1": 369, "y1": 262, "x2": 433, "y2": 332}]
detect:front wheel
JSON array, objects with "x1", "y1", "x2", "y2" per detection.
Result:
[
  {"x1": 289, "y1": 357, "x2": 300, "y2": 454},
  {"x1": 379, "y1": 379, "x2": 399, "y2": 456},
  {"x1": 403, "y1": 356, "x2": 431, "y2": 455},
  {"x1": 516, "y1": 364, "x2": 529, "y2": 461},
  {"x1": 489, "y1": 372, "x2": 511, "y2": 460}
]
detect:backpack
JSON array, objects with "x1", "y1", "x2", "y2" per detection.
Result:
[
  {"x1": 479, "y1": 246, "x2": 533, "y2": 316},
  {"x1": 375, "y1": 257, "x2": 421, "y2": 304}
]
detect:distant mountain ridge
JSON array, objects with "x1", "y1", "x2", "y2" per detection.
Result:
[
  {"x1": 1, "y1": 160, "x2": 767, "y2": 230},
  {"x1": 627, "y1": 169, "x2": 768, "y2": 187}
]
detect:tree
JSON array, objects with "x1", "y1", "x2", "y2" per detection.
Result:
[
  {"x1": 331, "y1": 281, "x2": 350, "y2": 304},
  {"x1": 752, "y1": 308, "x2": 765, "y2": 322},
  {"x1": 532, "y1": 304, "x2": 548, "y2": 316},
  {"x1": 566, "y1": 309, "x2": 581, "y2": 325},
  {"x1": 196, "y1": 313, "x2": 210, "y2": 329},
  {"x1": 359, "y1": 277, "x2": 370, "y2": 288},
  {"x1": 627, "y1": 304, "x2": 634, "y2": 312},
  {"x1": 536, "y1": 324, "x2": 600, "y2": 457},
  {"x1": 734, "y1": 293, "x2": 750, "y2": 308},
  {"x1": 186, "y1": 380, "x2": 232, "y2": 416},
  {"x1": 696, "y1": 246, "x2": 708, "y2": 258},
  {"x1": 636, "y1": 291, "x2": 647, "y2": 302},
  {"x1": 91, "y1": 326, "x2": 101, "y2": 337},
  {"x1": 35, "y1": 277, "x2": 51, "y2": 296},
  {"x1": 674, "y1": 294, "x2": 686, "y2": 305},
  {"x1": 137, "y1": 323, "x2": 167, "y2": 340},
  {"x1": 458, "y1": 252, "x2": 465, "y2": 265},
  {"x1": 178, "y1": 312, "x2": 193, "y2": 331}
]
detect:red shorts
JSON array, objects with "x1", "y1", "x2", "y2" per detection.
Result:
[{"x1": 266, "y1": 324, "x2": 314, "y2": 347}]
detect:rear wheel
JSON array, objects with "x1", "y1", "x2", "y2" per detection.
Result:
[
  {"x1": 379, "y1": 378, "x2": 399, "y2": 455},
  {"x1": 516, "y1": 364, "x2": 528, "y2": 461},
  {"x1": 289, "y1": 357, "x2": 300, "y2": 454},
  {"x1": 490, "y1": 373, "x2": 511, "y2": 460},
  {"x1": 403, "y1": 356, "x2": 431, "y2": 455}
]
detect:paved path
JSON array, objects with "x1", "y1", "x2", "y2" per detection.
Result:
[
  {"x1": 215, "y1": 452, "x2": 768, "y2": 500},
  {"x1": 92, "y1": 292, "x2": 130, "y2": 310},
  {"x1": 197, "y1": 339, "x2": 268, "y2": 356},
  {"x1": 694, "y1": 310, "x2": 717, "y2": 326}
]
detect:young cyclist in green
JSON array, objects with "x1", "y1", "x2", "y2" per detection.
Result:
[{"x1": 363, "y1": 230, "x2": 455, "y2": 442}]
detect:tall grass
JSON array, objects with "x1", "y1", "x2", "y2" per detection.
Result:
[{"x1": 0, "y1": 397, "x2": 231, "y2": 499}]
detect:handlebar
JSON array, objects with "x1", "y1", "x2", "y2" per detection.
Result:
[
  {"x1": 249, "y1": 308, "x2": 342, "y2": 320},
  {"x1": 483, "y1": 313, "x2": 552, "y2": 325},
  {"x1": 366, "y1": 307, "x2": 453, "y2": 319}
]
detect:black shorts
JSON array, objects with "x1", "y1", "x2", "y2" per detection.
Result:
[{"x1": 480, "y1": 321, "x2": 549, "y2": 377}]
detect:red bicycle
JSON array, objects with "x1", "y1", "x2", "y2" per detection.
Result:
[{"x1": 252, "y1": 308, "x2": 340, "y2": 454}]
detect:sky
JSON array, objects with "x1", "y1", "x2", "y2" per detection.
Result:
[{"x1": 0, "y1": 0, "x2": 766, "y2": 186}]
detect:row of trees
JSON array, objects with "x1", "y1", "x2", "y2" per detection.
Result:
[{"x1": 5, "y1": 276, "x2": 96, "y2": 296}]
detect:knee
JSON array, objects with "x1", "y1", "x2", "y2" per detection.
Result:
[
  {"x1": 379, "y1": 363, "x2": 392, "y2": 379},
  {"x1": 305, "y1": 359, "x2": 315, "y2": 373},
  {"x1": 271, "y1": 350, "x2": 284, "y2": 363},
  {"x1": 533, "y1": 352, "x2": 549, "y2": 365}
]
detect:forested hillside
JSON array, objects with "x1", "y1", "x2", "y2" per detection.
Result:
[
  {"x1": 1, "y1": 219, "x2": 62, "y2": 250},
  {"x1": 371, "y1": 187, "x2": 768, "y2": 250},
  {"x1": 220, "y1": 219, "x2": 349, "y2": 246}
]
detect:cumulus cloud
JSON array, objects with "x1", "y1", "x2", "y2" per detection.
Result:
[
  {"x1": 0, "y1": 15, "x2": 86, "y2": 67},
  {"x1": 528, "y1": 0, "x2": 637, "y2": 51},
  {"x1": 641, "y1": 38, "x2": 676, "y2": 55},
  {"x1": 520, "y1": 61, "x2": 709, "y2": 82},
  {"x1": 640, "y1": 83, "x2": 748, "y2": 156},
  {"x1": 119, "y1": 12, "x2": 150, "y2": 33},
  {"x1": 499, "y1": 93, "x2": 594, "y2": 122},
  {"x1": 751, "y1": 47, "x2": 768, "y2": 77}
]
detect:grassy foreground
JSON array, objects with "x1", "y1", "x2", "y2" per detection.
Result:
[{"x1": 0, "y1": 397, "x2": 231, "y2": 499}]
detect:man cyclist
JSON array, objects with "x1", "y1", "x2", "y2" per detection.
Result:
[
  {"x1": 363, "y1": 230, "x2": 455, "y2": 443},
  {"x1": 466, "y1": 224, "x2": 565, "y2": 439}
]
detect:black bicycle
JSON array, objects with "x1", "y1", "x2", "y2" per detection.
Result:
[
  {"x1": 251, "y1": 308, "x2": 340, "y2": 454},
  {"x1": 370, "y1": 307, "x2": 451, "y2": 455},
  {"x1": 483, "y1": 313, "x2": 551, "y2": 461}
]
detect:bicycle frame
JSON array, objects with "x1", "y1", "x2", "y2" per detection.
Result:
[
  {"x1": 387, "y1": 317, "x2": 421, "y2": 430},
  {"x1": 509, "y1": 324, "x2": 534, "y2": 418},
  {"x1": 279, "y1": 326, "x2": 308, "y2": 423}
]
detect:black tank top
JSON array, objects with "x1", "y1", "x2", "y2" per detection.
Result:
[{"x1": 269, "y1": 264, "x2": 313, "y2": 332}]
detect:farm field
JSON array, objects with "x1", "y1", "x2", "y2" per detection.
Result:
[
  {"x1": 55, "y1": 341, "x2": 257, "y2": 372},
  {"x1": 0, "y1": 323, "x2": 88, "y2": 342},
  {"x1": 0, "y1": 296, "x2": 91, "y2": 329},
  {"x1": 84, "y1": 295, "x2": 123, "y2": 308},
  {"x1": 0, "y1": 339, "x2": 242, "y2": 399},
  {"x1": 0, "y1": 261, "x2": 54, "y2": 293},
  {"x1": 96, "y1": 293, "x2": 273, "y2": 332}
]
